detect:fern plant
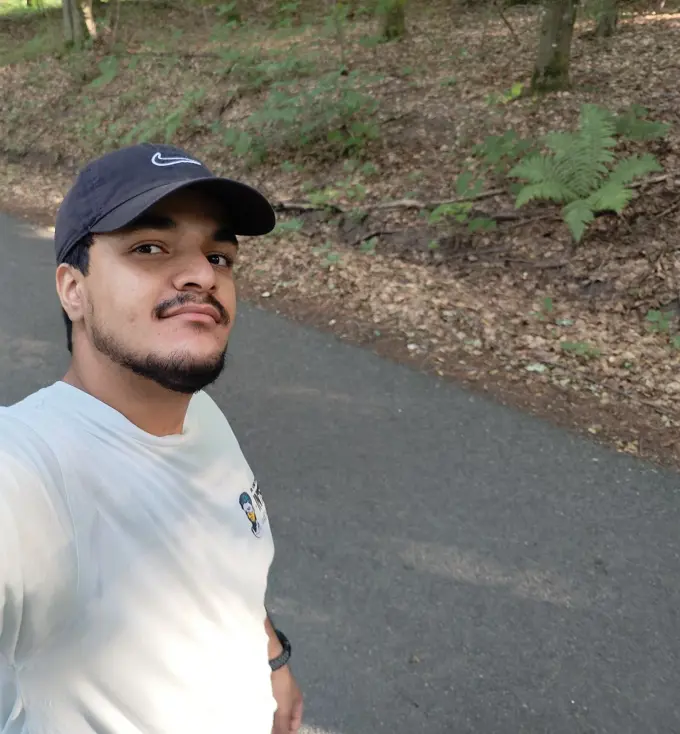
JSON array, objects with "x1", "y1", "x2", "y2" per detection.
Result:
[{"x1": 509, "y1": 104, "x2": 663, "y2": 242}]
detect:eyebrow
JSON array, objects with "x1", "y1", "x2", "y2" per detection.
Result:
[{"x1": 123, "y1": 213, "x2": 238, "y2": 245}]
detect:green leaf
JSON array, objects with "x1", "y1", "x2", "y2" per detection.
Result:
[
  {"x1": 587, "y1": 183, "x2": 633, "y2": 214},
  {"x1": 455, "y1": 171, "x2": 474, "y2": 197},
  {"x1": 88, "y1": 56, "x2": 119, "y2": 89},
  {"x1": 509, "y1": 154, "x2": 555, "y2": 184},
  {"x1": 562, "y1": 200, "x2": 595, "y2": 242},
  {"x1": 608, "y1": 153, "x2": 662, "y2": 186},
  {"x1": 274, "y1": 217, "x2": 304, "y2": 234},
  {"x1": 428, "y1": 202, "x2": 471, "y2": 224},
  {"x1": 646, "y1": 309, "x2": 671, "y2": 333},
  {"x1": 468, "y1": 217, "x2": 497, "y2": 233},
  {"x1": 515, "y1": 181, "x2": 572, "y2": 208},
  {"x1": 615, "y1": 106, "x2": 670, "y2": 141},
  {"x1": 544, "y1": 131, "x2": 576, "y2": 155}
]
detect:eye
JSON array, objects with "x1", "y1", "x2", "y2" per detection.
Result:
[
  {"x1": 133, "y1": 243, "x2": 164, "y2": 255},
  {"x1": 207, "y1": 253, "x2": 234, "y2": 268}
]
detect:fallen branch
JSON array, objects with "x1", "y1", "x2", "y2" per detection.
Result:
[
  {"x1": 124, "y1": 50, "x2": 222, "y2": 59},
  {"x1": 653, "y1": 195, "x2": 680, "y2": 220},
  {"x1": 493, "y1": 0, "x2": 522, "y2": 46},
  {"x1": 371, "y1": 188, "x2": 507, "y2": 212},
  {"x1": 631, "y1": 173, "x2": 672, "y2": 189},
  {"x1": 349, "y1": 230, "x2": 395, "y2": 248},
  {"x1": 274, "y1": 187, "x2": 506, "y2": 215},
  {"x1": 274, "y1": 173, "x2": 676, "y2": 219},
  {"x1": 500, "y1": 257, "x2": 568, "y2": 269},
  {"x1": 273, "y1": 201, "x2": 345, "y2": 214},
  {"x1": 447, "y1": 245, "x2": 514, "y2": 260}
]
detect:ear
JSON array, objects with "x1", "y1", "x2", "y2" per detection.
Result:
[{"x1": 56, "y1": 264, "x2": 87, "y2": 322}]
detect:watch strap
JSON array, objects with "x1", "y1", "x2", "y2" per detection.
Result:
[{"x1": 269, "y1": 628, "x2": 292, "y2": 671}]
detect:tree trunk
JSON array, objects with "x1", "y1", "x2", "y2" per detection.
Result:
[
  {"x1": 595, "y1": 0, "x2": 617, "y2": 37},
  {"x1": 63, "y1": 0, "x2": 84, "y2": 46},
  {"x1": 531, "y1": 0, "x2": 579, "y2": 93},
  {"x1": 80, "y1": 0, "x2": 98, "y2": 39},
  {"x1": 380, "y1": 0, "x2": 407, "y2": 41}
]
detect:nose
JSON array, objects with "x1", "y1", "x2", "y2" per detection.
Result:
[{"x1": 171, "y1": 248, "x2": 217, "y2": 294}]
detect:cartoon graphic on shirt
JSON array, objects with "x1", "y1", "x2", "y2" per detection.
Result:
[{"x1": 239, "y1": 491, "x2": 262, "y2": 538}]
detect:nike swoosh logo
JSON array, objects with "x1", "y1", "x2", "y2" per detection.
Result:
[{"x1": 151, "y1": 152, "x2": 202, "y2": 167}]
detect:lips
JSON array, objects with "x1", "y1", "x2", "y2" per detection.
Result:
[{"x1": 162, "y1": 304, "x2": 222, "y2": 323}]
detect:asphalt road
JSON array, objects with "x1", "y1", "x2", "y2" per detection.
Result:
[{"x1": 1, "y1": 211, "x2": 679, "y2": 734}]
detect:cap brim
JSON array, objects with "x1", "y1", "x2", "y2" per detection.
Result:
[{"x1": 91, "y1": 177, "x2": 276, "y2": 236}]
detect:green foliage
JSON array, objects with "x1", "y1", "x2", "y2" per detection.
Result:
[
  {"x1": 273, "y1": 0, "x2": 302, "y2": 28},
  {"x1": 560, "y1": 341, "x2": 601, "y2": 359},
  {"x1": 646, "y1": 309, "x2": 674, "y2": 334},
  {"x1": 87, "y1": 56, "x2": 119, "y2": 89},
  {"x1": 223, "y1": 70, "x2": 380, "y2": 162},
  {"x1": 428, "y1": 202, "x2": 471, "y2": 225},
  {"x1": 439, "y1": 76, "x2": 457, "y2": 88},
  {"x1": 485, "y1": 82, "x2": 524, "y2": 106},
  {"x1": 531, "y1": 296, "x2": 554, "y2": 321},
  {"x1": 423, "y1": 171, "x2": 496, "y2": 233},
  {"x1": 216, "y1": 1, "x2": 241, "y2": 23},
  {"x1": 120, "y1": 89, "x2": 206, "y2": 146},
  {"x1": 359, "y1": 237, "x2": 378, "y2": 255},
  {"x1": 312, "y1": 240, "x2": 342, "y2": 268},
  {"x1": 358, "y1": 33, "x2": 384, "y2": 49},
  {"x1": 473, "y1": 130, "x2": 535, "y2": 176},
  {"x1": 378, "y1": 0, "x2": 407, "y2": 41},
  {"x1": 509, "y1": 104, "x2": 665, "y2": 242},
  {"x1": 612, "y1": 104, "x2": 670, "y2": 141},
  {"x1": 274, "y1": 217, "x2": 304, "y2": 235},
  {"x1": 303, "y1": 185, "x2": 340, "y2": 208},
  {"x1": 0, "y1": 30, "x2": 60, "y2": 65},
  {"x1": 281, "y1": 160, "x2": 304, "y2": 173},
  {"x1": 215, "y1": 45, "x2": 318, "y2": 90}
]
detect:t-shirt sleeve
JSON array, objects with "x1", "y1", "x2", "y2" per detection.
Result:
[
  {"x1": 0, "y1": 449, "x2": 30, "y2": 663},
  {"x1": 0, "y1": 437, "x2": 32, "y2": 728},
  {"x1": 0, "y1": 415, "x2": 77, "y2": 664}
]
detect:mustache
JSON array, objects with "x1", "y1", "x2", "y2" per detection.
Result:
[{"x1": 154, "y1": 293, "x2": 230, "y2": 325}]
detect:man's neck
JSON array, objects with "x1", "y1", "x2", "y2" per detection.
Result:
[{"x1": 63, "y1": 353, "x2": 191, "y2": 438}]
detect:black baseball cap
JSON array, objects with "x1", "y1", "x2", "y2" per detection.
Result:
[{"x1": 54, "y1": 143, "x2": 276, "y2": 264}]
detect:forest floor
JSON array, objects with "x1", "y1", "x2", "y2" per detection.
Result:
[{"x1": 1, "y1": 0, "x2": 680, "y2": 466}]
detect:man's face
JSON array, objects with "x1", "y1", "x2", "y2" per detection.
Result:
[{"x1": 62, "y1": 186, "x2": 239, "y2": 393}]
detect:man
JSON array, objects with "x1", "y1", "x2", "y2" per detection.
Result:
[{"x1": 0, "y1": 143, "x2": 303, "y2": 734}]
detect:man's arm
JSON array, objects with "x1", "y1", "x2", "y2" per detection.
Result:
[
  {"x1": 265, "y1": 614, "x2": 284, "y2": 660},
  {"x1": 1, "y1": 452, "x2": 28, "y2": 728},
  {"x1": 265, "y1": 613, "x2": 303, "y2": 734}
]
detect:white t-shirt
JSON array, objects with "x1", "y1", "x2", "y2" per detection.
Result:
[{"x1": 0, "y1": 381, "x2": 277, "y2": 734}]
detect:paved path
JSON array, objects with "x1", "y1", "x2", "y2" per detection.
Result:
[{"x1": 1, "y1": 212, "x2": 679, "y2": 734}]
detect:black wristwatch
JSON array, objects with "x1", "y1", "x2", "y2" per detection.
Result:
[{"x1": 269, "y1": 628, "x2": 292, "y2": 671}]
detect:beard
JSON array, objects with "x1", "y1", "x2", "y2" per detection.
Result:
[{"x1": 90, "y1": 319, "x2": 227, "y2": 395}]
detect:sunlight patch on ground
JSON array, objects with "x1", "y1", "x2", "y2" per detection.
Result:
[
  {"x1": 29, "y1": 223, "x2": 54, "y2": 238},
  {"x1": 629, "y1": 11, "x2": 680, "y2": 24},
  {"x1": 394, "y1": 539, "x2": 612, "y2": 609}
]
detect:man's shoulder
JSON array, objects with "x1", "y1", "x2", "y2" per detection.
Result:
[
  {"x1": 0, "y1": 385, "x2": 65, "y2": 478},
  {"x1": 191, "y1": 390, "x2": 237, "y2": 436}
]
